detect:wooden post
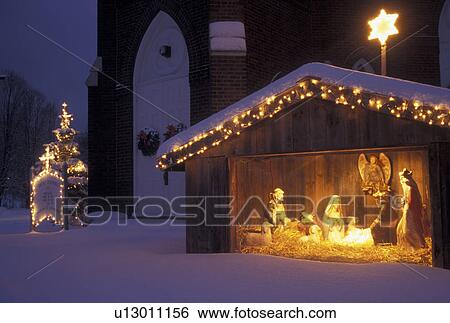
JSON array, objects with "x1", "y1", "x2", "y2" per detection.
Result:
[
  {"x1": 429, "y1": 142, "x2": 450, "y2": 269},
  {"x1": 30, "y1": 165, "x2": 34, "y2": 231},
  {"x1": 185, "y1": 157, "x2": 231, "y2": 253},
  {"x1": 63, "y1": 161, "x2": 69, "y2": 230},
  {"x1": 381, "y1": 44, "x2": 387, "y2": 76}
]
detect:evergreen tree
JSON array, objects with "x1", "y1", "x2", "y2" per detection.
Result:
[
  {"x1": 52, "y1": 102, "x2": 80, "y2": 162},
  {"x1": 50, "y1": 102, "x2": 88, "y2": 223}
]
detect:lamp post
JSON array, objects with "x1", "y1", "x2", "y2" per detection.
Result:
[{"x1": 368, "y1": 9, "x2": 399, "y2": 76}]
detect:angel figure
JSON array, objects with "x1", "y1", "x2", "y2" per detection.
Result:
[
  {"x1": 358, "y1": 153, "x2": 392, "y2": 197},
  {"x1": 396, "y1": 169, "x2": 426, "y2": 249}
]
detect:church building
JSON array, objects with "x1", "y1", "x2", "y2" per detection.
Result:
[{"x1": 87, "y1": 0, "x2": 450, "y2": 212}]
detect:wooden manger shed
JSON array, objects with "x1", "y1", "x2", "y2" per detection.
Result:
[{"x1": 156, "y1": 63, "x2": 450, "y2": 268}]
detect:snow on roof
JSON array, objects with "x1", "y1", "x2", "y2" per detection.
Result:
[{"x1": 156, "y1": 62, "x2": 450, "y2": 161}]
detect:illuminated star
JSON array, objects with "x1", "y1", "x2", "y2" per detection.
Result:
[{"x1": 368, "y1": 9, "x2": 399, "y2": 45}]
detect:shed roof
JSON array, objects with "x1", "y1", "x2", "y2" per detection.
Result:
[{"x1": 156, "y1": 63, "x2": 450, "y2": 170}]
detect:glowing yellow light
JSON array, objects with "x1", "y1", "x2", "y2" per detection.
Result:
[
  {"x1": 155, "y1": 77, "x2": 450, "y2": 170},
  {"x1": 368, "y1": 9, "x2": 399, "y2": 45},
  {"x1": 39, "y1": 145, "x2": 55, "y2": 172}
]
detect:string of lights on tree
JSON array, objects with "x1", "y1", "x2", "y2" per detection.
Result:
[
  {"x1": 156, "y1": 78, "x2": 450, "y2": 170},
  {"x1": 52, "y1": 102, "x2": 80, "y2": 162},
  {"x1": 30, "y1": 102, "x2": 87, "y2": 228}
]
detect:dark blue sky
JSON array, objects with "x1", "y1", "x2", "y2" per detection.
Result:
[{"x1": 0, "y1": 0, "x2": 97, "y2": 131}]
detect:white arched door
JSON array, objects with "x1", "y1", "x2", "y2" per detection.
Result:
[
  {"x1": 440, "y1": 0, "x2": 450, "y2": 88},
  {"x1": 134, "y1": 11, "x2": 189, "y2": 207}
]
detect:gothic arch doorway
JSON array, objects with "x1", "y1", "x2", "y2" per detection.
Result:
[{"x1": 133, "y1": 11, "x2": 189, "y2": 209}]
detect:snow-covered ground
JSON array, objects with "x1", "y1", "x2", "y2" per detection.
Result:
[
  {"x1": 1, "y1": 211, "x2": 450, "y2": 302},
  {"x1": 0, "y1": 207, "x2": 31, "y2": 234}
]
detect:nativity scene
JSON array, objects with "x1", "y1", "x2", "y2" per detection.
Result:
[
  {"x1": 155, "y1": 63, "x2": 450, "y2": 268},
  {"x1": 237, "y1": 153, "x2": 431, "y2": 265}
]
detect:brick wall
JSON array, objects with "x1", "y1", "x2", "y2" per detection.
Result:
[
  {"x1": 209, "y1": 55, "x2": 248, "y2": 114},
  {"x1": 88, "y1": 0, "x2": 117, "y2": 199},
  {"x1": 207, "y1": 0, "x2": 314, "y2": 115},
  {"x1": 89, "y1": 0, "x2": 446, "y2": 206},
  {"x1": 208, "y1": 0, "x2": 247, "y2": 114},
  {"x1": 311, "y1": 0, "x2": 445, "y2": 85},
  {"x1": 89, "y1": 0, "x2": 210, "y2": 203},
  {"x1": 243, "y1": 0, "x2": 313, "y2": 93}
]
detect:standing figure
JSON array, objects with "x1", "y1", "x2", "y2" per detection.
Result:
[
  {"x1": 265, "y1": 188, "x2": 289, "y2": 227},
  {"x1": 396, "y1": 169, "x2": 425, "y2": 249},
  {"x1": 322, "y1": 195, "x2": 345, "y2": 242}
]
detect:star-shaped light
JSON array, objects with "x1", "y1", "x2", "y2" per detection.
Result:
[{"x1": 368, "y1": 9, "x2": 399, "y2": 45}]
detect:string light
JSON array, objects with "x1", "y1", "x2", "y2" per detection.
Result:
[
  {"x1": 155, "y1": 78, "x2": 450, "y2": 169},
  {"x1": 31, "y1": 102, "x2": 87, "y2": 228},
  {"x1": 53, "y1": 102, "x2": 80, "y2": 162},
  {"x1": 31, "y1": 147, "x2": 64, "y2": 227}
]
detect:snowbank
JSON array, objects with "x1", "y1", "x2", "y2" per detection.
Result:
[{"x1": 157, "y1": 63, "x2": 450, "y2": 159}]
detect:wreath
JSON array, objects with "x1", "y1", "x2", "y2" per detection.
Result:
[
  {"x1": 163, "y1": 123, "x2": 186, "y2": 141},
  {"x1": 137, "y1": 128, "x2": 160, "y2": 156}
]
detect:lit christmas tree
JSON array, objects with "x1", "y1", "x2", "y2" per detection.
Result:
[
  {"x1": 52, "y1": 102, "x2": 80, "y2": 162},
  {"x1": 51, "y1": 102, "x2": 88, "y2": 223},
  {"x1": 30, "y1": 102, "x2": 88, "y2": 229}
]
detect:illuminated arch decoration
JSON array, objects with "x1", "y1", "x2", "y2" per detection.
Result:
[
  {"x1": 30, "y1": 146, "x2": 64, "y2": 227},
  {"x1": 155, "y1": 63, "x2": 450, "y2": 170}
]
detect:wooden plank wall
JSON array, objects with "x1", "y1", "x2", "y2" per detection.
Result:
[
  {"x1": 185, "y1": 156, "x2": 231, "y2": 253},
  {"x1": 429, "y1": 142, "x2": 450, "y2": 268},
  {"x1": 203, "y1": 99, "x2": 450, "y2": 158},
  {"x1": 185, "y1": 98, "x2": 450, "y2": 257}
]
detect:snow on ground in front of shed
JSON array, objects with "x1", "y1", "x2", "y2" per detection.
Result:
[
  {"x1": 1, "y1": 211, "x2": 450, "y2": 302},
  {"x1": 157, "y1": 62, "x2": 450, "y2": 158}
]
